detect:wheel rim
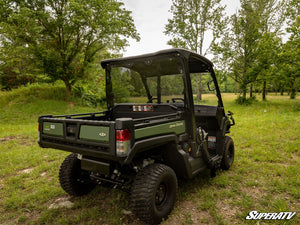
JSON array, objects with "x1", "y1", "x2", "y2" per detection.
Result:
[
  {"x1": 76, "y1": 170, "x2": 92, "y2": 184},
  {"x1": 155, "y1": 182, "x2": 167, "y2": 207}
]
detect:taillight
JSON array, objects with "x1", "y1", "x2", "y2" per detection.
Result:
[{"x1": 116, "y1": 129, "x2": 131, "y2": 156}]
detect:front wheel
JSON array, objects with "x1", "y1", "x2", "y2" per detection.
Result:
[
  {"x1": 221, "y1": 136, "x2": 235, "y2": 170},
  {"x1": 131, "y1": 163, "x2": 178, "y2": 224},
  {"x1": 59, "y1": 153, "x2": 96, "y2": 196}
]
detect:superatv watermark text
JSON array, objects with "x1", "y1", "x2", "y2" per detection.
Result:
[{"x1": 246, "y1": 211, "x2": 296, "y2": 220}]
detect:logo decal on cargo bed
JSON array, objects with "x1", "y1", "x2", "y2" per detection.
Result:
[
  {"x1": 99, "y1": 132, "x2": 107, "y2": 137},
  {"x1": 44, "y1": 124, "x2": 55, "y2": 131}
]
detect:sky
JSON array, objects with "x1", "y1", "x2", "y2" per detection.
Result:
[{"x1": 121, "y1": 0, "x2": 241, "y2": 58}]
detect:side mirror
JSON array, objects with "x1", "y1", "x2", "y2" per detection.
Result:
[{"x1": 207, "y1": 80, "x2": 216, "y2": 91}]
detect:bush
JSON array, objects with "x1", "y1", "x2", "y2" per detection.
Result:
[
  {"x1": 0, "y1": 83, "x2": 71, "y2": 106},
  {"x1": 81, "y1": 93, "x2": 98, "y2": 107},
  {"x1": 0, "y1": 73, "x2": 36, "y2": 90},
  {"x1": 72, "y1": 82, "x2": 106, "y2": 108},
  {"x1": 235, "y1": 95, "x2": 257, "y2": 105}
]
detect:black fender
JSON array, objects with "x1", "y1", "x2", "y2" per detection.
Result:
[{"x1": 122, "y1": 134, "x2": 179, "y2": 164}]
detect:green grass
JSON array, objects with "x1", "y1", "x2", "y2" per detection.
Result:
[{"x1": 0, "y1": 86, "x2": 299, "y2": 224}]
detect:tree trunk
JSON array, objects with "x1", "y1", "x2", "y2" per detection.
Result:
[
  {"x1": 250, "y1": 84, "x2": 253, "y2": 98},
  {"x1": 280, "y1": 88, "x2": 284, "y2": 96},
  {"x1": 290, "y1": 88, "x2": 296, "y2": 99},
  {"x1": 197, "y1": 73, "x2": 202, "y2": 100},
  {"x1": 64, "y1": 80, "x2": 72, "y2": 96},
  {"x1": 240, "y1": 83, "x2": 247, "y2": 99},
  {"x1": 262, "y1": 81, "x2": 266, "y2": 101},
  {"x1": 242, "y1": 89, "x2": 246, "y2": 99}
]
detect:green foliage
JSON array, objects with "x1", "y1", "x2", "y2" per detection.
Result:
[
  {"x1": 161, "y1": 75, "x2": 184, "y2": 95},
  {"x1": 235, "y1": 95, "x2": 257, "y2": 105},
  {"x1": 110, "y1": 67, "x2": 133, "y2": 103},
  {"x1": 0, "y1": 37, "x2": 41, "y2": 89},
  {"x1": 0, "y1": 83, "x2": 71, "y2": 106},
  {"x1": 164, "y1": 0, "x2": 227, "y2": 55},
  {"x1": 71, "y1": 56, "x2": 107, "y2": 107},
  {"x1": 212, "y1": 2, "x2": 258, "y2": 98},
  {"x1": 129, "y1": 71, "x2": 145, "y2": 97},
  {"x1": 164, "y1": 0, "x2": 227, "y2": 101},
  {"x1": 73, "y1": 82, "x2": 106, "y2": 107},
  {"x1": 0, "y1": 0, "x2": 140, "y2": 93},
  {"x1": 212, "y1": 0, "x2": 287, "y2": 100},
  {"x1": 277, "y1": 15, "x2": 300, "y2": 99},
  {"x1": 215, "y1": 70, "x2": 237, "y2": 93}
]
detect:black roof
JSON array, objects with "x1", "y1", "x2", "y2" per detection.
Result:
[{"x1": 101, "y1": 48, "x2": 213, "y2": 74}]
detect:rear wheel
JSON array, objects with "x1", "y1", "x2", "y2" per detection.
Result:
[
  {"x1": 59, "y1": 153, "x2": 96, "y2": 196},
  {"x1": 131, "y1": 163, "x2": 178, "y2": 224},
  {"x1": 221, "y1": 136, "x2": 235, "y2": 170}
]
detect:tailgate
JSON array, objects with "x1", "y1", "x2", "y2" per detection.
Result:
[{"x1": 38, "y1": 116, "x2": 115, "y2": 159}]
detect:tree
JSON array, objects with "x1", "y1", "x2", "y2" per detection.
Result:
[
  {"x1": 0, "y1": 39, "x2": 41, "y2": 89},
  {"x1": 250, "y1": 0, "x2": 285, "y2": 100},
  {"x1": 212, "y1": 0, "x2": 285, "y2": 100},
  {"x1": 0, "y1": 0, "x2": 139, "y2": 94},
  {"x1": 252, "y1": 0, "x2": 299, "y2": 100},
  {"x1": 213, "y1": 1, "x2": 260, "y2": 99},
  {"x1": 277, "y1": 16, "x2": 300, "y2": 99},
  {"x1": 164, "y1": 0, "x2": 227, "y2": 100},
  {"x1": 251, "y1": 31, "x2": 282, "y2": 100}
]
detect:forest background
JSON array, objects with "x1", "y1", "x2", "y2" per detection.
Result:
[{"x1": 0, "y1": 0, "x2": 299, "y2": 105}]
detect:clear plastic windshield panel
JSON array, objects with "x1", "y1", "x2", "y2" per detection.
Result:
[
  {"x1": 109, "y1": 56, "x2": 185, "y2": 104},
  {"x1": 190, "y1": 73, "x2": 219, "y2": 106}
]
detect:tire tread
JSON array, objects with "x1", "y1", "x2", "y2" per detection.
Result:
[{"x1": 131, "y1": 163, "x2": 177, "y2": 224}]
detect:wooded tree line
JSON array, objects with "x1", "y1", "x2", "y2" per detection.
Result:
[
  {"x1": 165, "y1": 0, "x2": 299, "y2": 100},
  {"x1": 0, "y1": 0, "x2": 299, "y2": 101}
]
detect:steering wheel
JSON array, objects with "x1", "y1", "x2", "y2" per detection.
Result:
[
  {"x1": 147, "y1": 97, "x2": 158, "y2": 103},
  {"x1": 172, "y1": 98, "x2": 184, "y2": 103}
]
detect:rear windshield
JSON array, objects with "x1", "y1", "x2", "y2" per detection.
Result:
[{"x1": 108, "y1": 56, "x2": 185, "y2": 104}]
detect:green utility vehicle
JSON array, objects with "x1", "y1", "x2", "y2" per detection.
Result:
[{"x1": 38, "y1": 48, "x2": 235, "y2": 224}]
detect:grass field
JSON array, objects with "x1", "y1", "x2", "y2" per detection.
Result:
[{"x1": 0, "y1": 85, "x2": 299, "y2": 224}]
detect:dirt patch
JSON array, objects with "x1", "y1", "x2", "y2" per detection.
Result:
[
  {"x1": 0, "y1": 178, "x2": 3, "y2": 190},
  {"x1": 18, "y1": 167, "x2": 34, "y2": 175},
  {"x1": 165, "y1": 200, "x2": 214, "y2": 224},
  {"x1": 216, "y1": 199, "x2": 239, "y2": 223},
  {"x1": 0, "y1": 136, "x2": 19, "y2": 142},
  {"x1": 291, "y1": 153, "x2": 299, "y2": 162},
  {"x1": 40, "y1": 172, "x2": 47, "y2": 177},
  {"x1": 68, "y1": 102, "x2": 74, "y2": 108},
  {"x1": 292, "y1": 197, "x2": 300, "y2": 212},
  {"x1": 240, "y1": 186, "x2": 265, "y2": 200},
  {"x1": 48, "y1": 197, "x2": 74, "y2": 209},
  {"x1": 24, "y1": 210, "x2": 40, "y2": 224},
  {"x1": 0, "y1": 135, "x2": 35, "y2": 146}
]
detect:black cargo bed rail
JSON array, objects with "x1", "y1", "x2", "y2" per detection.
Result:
[
  {"x1": 39, "y1": 111, "x2": 107, "y2": 119},
  {"x1": 133, "y1": 112, "x2": 183, "y2": 129},
  {"x1": 39, "y1": 117, "x2": 113, "y2": 126}
]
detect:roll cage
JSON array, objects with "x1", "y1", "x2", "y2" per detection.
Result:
[{"x1": 101, "y1": 48, "x2": 224, "y2": 110}]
